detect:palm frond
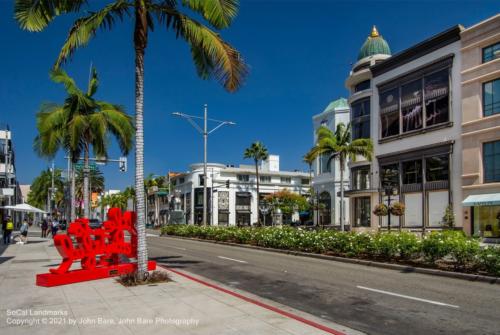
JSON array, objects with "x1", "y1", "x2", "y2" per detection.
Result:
[
  {"x1": 181, "y1": 0, "x2": 239, "y2": 29},
  {"x1": 153, "y1": 5, "x2": 248, "y2": 92},
  {"x1": 87, "y1": 66, "x2": 99, "y2": 97},
  {"x1": 15, "y1": 0, "x2": 87, "y2": 32},
  {"x1": 54, "y1": 0, "x2": 131, "y2": 68}
]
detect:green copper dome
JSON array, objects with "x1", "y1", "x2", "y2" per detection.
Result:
[
  {"x1": 323, "y1": 97, "x2": 348, "y2": 113},
  {"x1": 357, "y1": 26, "x2": 391, "y2": 61}
]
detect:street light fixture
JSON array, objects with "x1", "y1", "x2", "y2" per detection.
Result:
[
  {"x1": 384, "y1": 186, "x2": 397, "y2": 232},
  {"x1": 172, "y1": 104, "x2": 236, "y2": 226}
]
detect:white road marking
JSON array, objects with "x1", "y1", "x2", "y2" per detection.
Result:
[
  {"x1": 146, "y1": 233, "x2": 159, "y2": 237},
  {"x1": 165, "y1": 245, "x2": 187, "y2": 251},
  {"x1": 217, "y1": 256, "x2": 248, "y2": 264},
  {"x1": 357, "y1": 286, "x2": 459, "y2": 309}
]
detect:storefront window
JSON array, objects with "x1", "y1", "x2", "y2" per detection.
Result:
[
  {"x1": 484, "y1": 140, "x2": 500, "y2": 183},
  {"x1": 402, "y1": 160, "x2": 422, "y2": 184},
  {"x1": 351, "y1": 99, "x2": 370, "y2": 140},
  {"x1": 380, "y1": 164, "x2": 399, "y2": 189},
  {"x1": 483, "y1": 79, "x2": 500, "y2": 117},
  {"x1": 351, "y1": 166, "x2": 370, "y2": 190},
  {"x1": 401, "y1": 79, "x2": 423, "y2": 132},
  {"x1": 354, "y1": 197, "x2": 370, "y2": 227},
  {"x1": 404, "y1": 193, "x2": 422, "y2": 227},
  {"x1": 426, "y1": 155, "x2": 449, "y2": 182},
  {"x1": 424, "y1": 69, "x2": 449, "y2": 126},
  {"x1": 474, "y1": 206, "x2": 500, "y2": 238},
  {"x1": 380, "y1": 88, "x2": 400, "y2": 138}
]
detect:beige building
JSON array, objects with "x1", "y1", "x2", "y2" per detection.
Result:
[{"x1": 461, "y1": 14, "x2": 500, "y2": 238}]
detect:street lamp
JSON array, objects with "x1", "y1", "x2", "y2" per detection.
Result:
[
  {"x1": 384, "y1": 186, "x2": 397, "y2": 232},
  {"x1": 259, "y1": 200, "x2": 270, "y2": 227},
  {"x1": 172, "y1": 105, "x2": 236, "y2": 226}
]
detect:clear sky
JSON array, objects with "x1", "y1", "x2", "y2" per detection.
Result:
[{"x1": 0, "y1": 0, "x2": 498, "y2": 190}]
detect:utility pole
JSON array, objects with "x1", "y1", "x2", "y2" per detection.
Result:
[
  {"x1": 172, "y1": 105, "x2": 235, "y2": 226},
  {"x1": 50, "y1": 160, "x2": 55, "y2": 217}
]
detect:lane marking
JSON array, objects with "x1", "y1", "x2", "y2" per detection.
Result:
[
  {"x1": 356, "y1": 285, "x2": 459, "y2": 309},
  {"x1": 217, "y1": 256, "x2": 248, "y2": 264},
  {"x1": 165, "y1": 245, "x2": 187, "y2": 251},
  {"x1": 159, "y1": 265, "x2": 347, "y2": 335},
  {"x1": 146, "y1": 233, "x2": 159, "y2": 237}
]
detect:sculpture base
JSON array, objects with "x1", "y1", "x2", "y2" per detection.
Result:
[{"x1": 36, "y1": 261, "x2": 157, "y2": 287}]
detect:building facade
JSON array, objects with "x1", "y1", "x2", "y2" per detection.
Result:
[
  {"x1": 311, "y1": 98, "x2": 350, "y2": 226},
  {"x1": 344, "y1": 26, "x2": 392, "y2": 231},
  {"x1": 172, "y1": 156, "x2": 310, "y2": 226},
  {"x1": 0, "y1": 124, "x2": 22, "y2": 223},
  {"x1": 461, "y1": 14, "x2": 500, "y2": 238}
]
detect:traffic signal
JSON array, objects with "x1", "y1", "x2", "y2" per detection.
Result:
[
  {"x1": 226, "y1": 179, "x2": 230, "y2": 188},
  {"x1": 119, "y1": 157, "x2": 127, "y2": 172}
]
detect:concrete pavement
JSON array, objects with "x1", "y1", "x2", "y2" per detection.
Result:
[
  {"x1": 0, "y1": 234, "x2": 362, "y2": 335},
  {"x1": 148, "y1": 235, "x2": 500, "y2": 335}
]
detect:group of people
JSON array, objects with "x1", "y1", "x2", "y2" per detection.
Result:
[
  {"x1": 2, "y1": 216, "x2": 31, "y2": 245},
  {"x1": 40, "y1": 216, "x2": 60, "y2": 238}
]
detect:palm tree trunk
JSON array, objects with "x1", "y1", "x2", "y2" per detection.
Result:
[
  {"x1": 71, "y1": 160, "x2": 76, "y2": 221},
  {"x1": 255, "y1": 160, "x2": 260, "y2": 226},
  {"x1": 134, "y1": 1, "x2": 149, "y2": 280},
  {"x1": 83, "y1": 143, "x2": 90, "y2": 218},
  {"x1": 339, "y1": 159, "x2": 345, "y2": 232}
]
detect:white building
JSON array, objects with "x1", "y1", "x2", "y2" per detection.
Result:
[
  {"x1": 311, "y1": 98, "x2": 350, "y2": 226},
  {"x1": 1, "y1": 124, "x2": 22, "y2": 224},
  {"x1": 171, "y1": 155, "x2": 310, "y2": 226}
]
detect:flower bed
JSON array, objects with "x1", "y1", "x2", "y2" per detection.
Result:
[{"x1": 161, "y1": 225, "x2": 500, "y2": 277}]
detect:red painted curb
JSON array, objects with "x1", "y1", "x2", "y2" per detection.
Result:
[{"x1": 158, "y1": 265, "x2": 346, "y2": 335}]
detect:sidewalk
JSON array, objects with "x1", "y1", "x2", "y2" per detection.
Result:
[{"x1": 0, "y1": 236, "x2": 363, "y2": 335}]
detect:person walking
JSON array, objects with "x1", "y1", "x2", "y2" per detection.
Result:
[
  {"x1": 41, "y1": 217, "x2": 48, "y2": 238},
  {"x1": 19, "y1": 219, "x2": 29, "y2": 244},
  {"x1": 3, "y1": 216, "x2": 14, "y2": 245},
  {"x1": 51, "y1": 217, "x2": 59, "y2": 238}
]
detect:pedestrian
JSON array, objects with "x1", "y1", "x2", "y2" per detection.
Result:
[
  {"x1": 41, "y1": 217, "x2": 48, "y2": 238},
  {"x1": 51, "y1": 217, "x2": 59, "y2": 237},
  {"x1": 19, "y1": 218, "x2": 29, "y2": 244},
  {"x1": 3, "y1": 216, "x2": 14, "y2": 245}
]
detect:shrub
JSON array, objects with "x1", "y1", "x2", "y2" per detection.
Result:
[
  {"x1": 478, "y1": 247, "x2": 500, "y2": 276},
  {"x1": 396, "y1": 232, "x2": 421, "y2": 260},
  {"x1": 447, "y1": 233, "x2": 480, "y2": 268},
  {"x1": 422, "y1": 231, "x2": 452, "y2": 263},
  {"x1": 369, "y1": 232, "x2": 400, "y2": 260}
]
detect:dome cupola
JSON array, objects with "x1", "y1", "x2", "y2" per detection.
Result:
[{"x1": 357, "y1": 26, "x2": 391, "y2": 61}]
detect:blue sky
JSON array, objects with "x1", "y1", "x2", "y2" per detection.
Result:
[{"x1": 0, "y1": 1, "x2": 498, "y2": 190}]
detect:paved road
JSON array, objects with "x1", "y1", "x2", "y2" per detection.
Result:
[{"x1": 147, "y1": 235, "x2": 500, "y2": 335}]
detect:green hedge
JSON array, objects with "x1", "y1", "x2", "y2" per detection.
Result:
[{"x1": 161, "y1": 225, "x2": 500, "y2": 277}]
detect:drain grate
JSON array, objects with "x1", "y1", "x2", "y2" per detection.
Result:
[{"x1": 12, "y1": 258, "x2": 51, "y2": 263}]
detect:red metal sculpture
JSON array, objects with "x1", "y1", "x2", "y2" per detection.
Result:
[{"x1": 36, "y1": 208, "x2": 156, "y2": 287}]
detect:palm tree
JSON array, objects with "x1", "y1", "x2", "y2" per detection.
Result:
[
  {"x1": 309, "y1": 123, "x2": 373, "y2": 231},
  {"x1": 75, "y1": 168, "x2": 105, "y2": 212},
  {"x1": 34, "y1": 67, "x2": 134, "y2": 219},
  {"x1": 303, "y1": 151, "x2": 315, "y2": 191},
  {"x1": 243, "y1": 142, "x2": 269, "y2": 226},
  {"x1": 27, "y1": 168, "x2": 65, "y2": 212},
  {"x1": 15, "y1": 0, "x2": 248, "y2": 279}
]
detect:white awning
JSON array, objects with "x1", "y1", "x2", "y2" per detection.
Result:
[
  {"x1": 462, "y1": 194, "x2": 500, "y2": 206},
  {"x1": 1, "y1": 203, "x2": 47, "y2": 213}
]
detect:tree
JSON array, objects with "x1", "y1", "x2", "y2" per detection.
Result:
[
  {"x1": 308, "y1": 123, "x2": 373, "y2": 231},
  {"x1": 33, "y1": 67, "x2": 134, "y2": 219},
  {"x1": 243, "y1": 142, "x2": 269, "y2": 226},
  {"x1": 28, "y1": 168, "x2": 65, "y2": 212},
  {"x1": 16, "y1": 0, "x2": 248, "y2": 279},
  {"x1": 264, "y1": 189, "x2": 309, "y2": 215},
  {"x1": 75, "y1": 168, "x2": 105, "y2": 215}
]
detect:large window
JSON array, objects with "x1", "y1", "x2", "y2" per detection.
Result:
[
  {"x1": 401, "y1": 79, "x2": 423, "y2": 132},
  {"x1": 353, "y1": 197, "x2": 371, "y2": 227},
  {"x1": 354, "y1": 80, "x2": 371, "y2": 92},
  {"x1": 351, "y1": 166, "x2": 370, "y2": 190},
  {"x1": 237, "y1": 174, "x2": 249, "y2": 182},
  {"x1": 484, "y1": 140, "x2": 500, "y2": 183},
  {"x1": 483, "y1": 79, "x2": 500, "y2": 117},
  {"x1": 380, "y1": 164, "x2": 399, "y2": 188},
  {"x1": 380, "y1": 88, "x2": 400, "y2": 138},
  {"x1": 402, "y1": 160, "x2": 422, "y2": 184},
  {"x1": 351, "y1": 99, "x2": 370, "y2": 140},
  {"x1": 426, "y1": 155, "x2": 449, "y2": 182},
  {"x1": 379, "y1": 67, "x2": 450, "y2": 138},
  {"x1": 236, "y1": 193, "x2": 251, "y2": 206},
  {"x1": 281, "y1": 177, "x2": 291, "y2": 184},
  {"x1": 260, "y1": 175, "x2": 271, "y2": 183},
  {"x1": 425, "y1": 69, "x2": 449, "y2": 126},
  {"x1": 483, "y1": 42, "x2": 500, "y2": 63},
  {"x1": 320, "y1": 153, "x2": 331, "y2": 173}
]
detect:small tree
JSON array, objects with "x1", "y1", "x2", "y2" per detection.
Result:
[{"x1": 442, "y1": 205, "x2": 455, "y2": 229}]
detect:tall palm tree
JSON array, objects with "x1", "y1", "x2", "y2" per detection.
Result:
[
  {"x1": 309, "y1": 123, "x2": 373, "y2": 231},
  {"x1": 34, "y1": 68, "x2": 134, "y2": 219},
  {"x1": 75, "y1": 168, "x2": 105, "y2": 204},
  {"x1": 303, "y1": 151, "x2": 315, "y2": 191},
  {"x1": 15, "y1": 0, "x2": 248, "y2": 279},
  {"x1": 243, "y1": 142, "x2": 269, "y2": 226},
  {"x1": 27, "y1": 168, "x2": 65, "y2": 212}
]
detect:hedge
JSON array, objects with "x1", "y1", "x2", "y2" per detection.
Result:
[{"x1": 161, "y1": 225, "x2": 500, "y2": 277}]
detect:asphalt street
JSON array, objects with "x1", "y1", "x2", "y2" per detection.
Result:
[{"x1": 146, "y1": 234, "x2": 500, "y2": 335}]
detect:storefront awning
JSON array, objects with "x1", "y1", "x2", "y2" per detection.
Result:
[{"x1": 463, "y1": 194, "x2": 500, "y2": 206}]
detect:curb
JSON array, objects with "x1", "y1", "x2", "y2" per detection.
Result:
[{"x1": 160, "y1": 234, "x2": 500, "y2": 285}]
